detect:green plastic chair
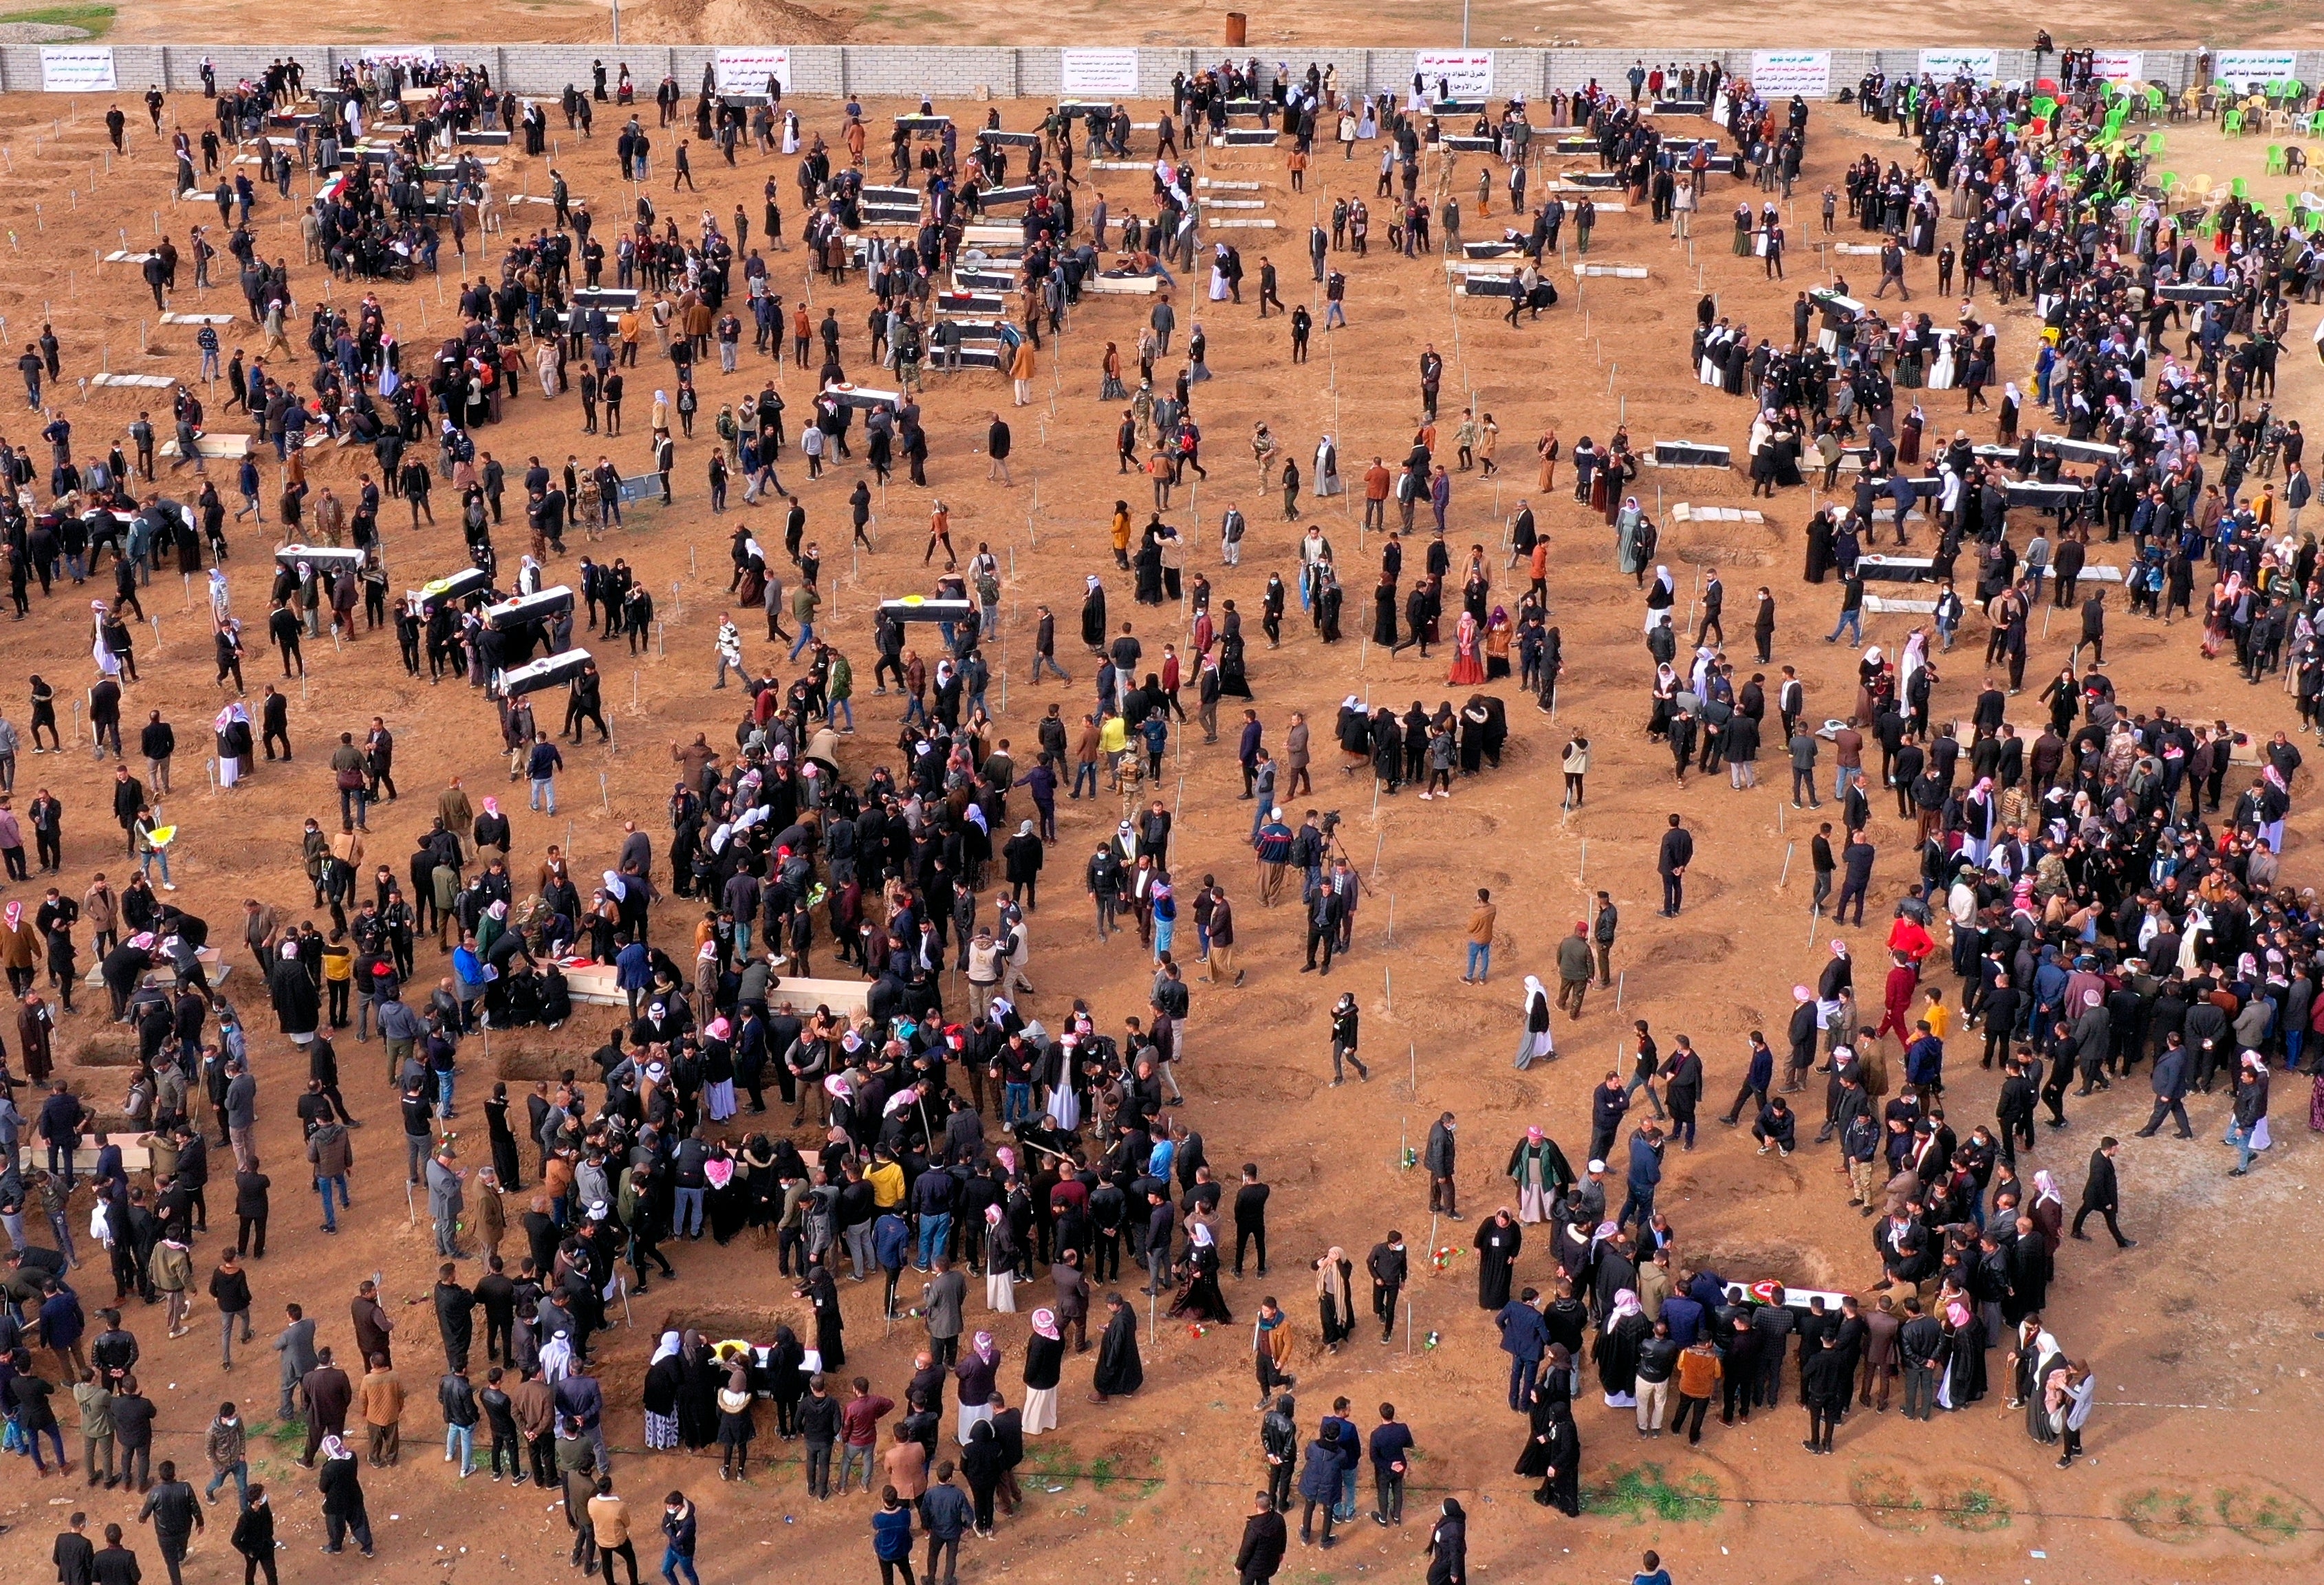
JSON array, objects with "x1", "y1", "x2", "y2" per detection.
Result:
[
  {"x1": 2146, "y1": 131, "x2": 2165, "y2": 157},
  {"x1": 2224, "y1": 108, "x2": 2244, "y2": 136},
  {"x1": 2146, "y1": 85, "x2": 2166, "y2": 116},
  {"x1": 2158, "y1": 170, "x2": 2180, "y2": 195},
  {"x1": 2231, "y1": 175, "x2": 2249, "y2": 201},
  {"x1": 2268, "y1": 144, "x2": 2286, "y2": 175}
]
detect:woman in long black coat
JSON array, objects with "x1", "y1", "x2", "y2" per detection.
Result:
[
  {"x1": 1080, "y1": 576, "x2": 1108, "y2": 652},
  {"x1": 1425, "y1": 1500, "x2": 1467, "y2": 1585},
  {"x1": 799, "y1": 1255, "x2": 846, "y2": 1371},
  {"x1": 1523, "y1": 1397, "x2": 1582, "y2": 1513},
  {"x1": 1090, "y1": 1293, "x2": 1142, "y2": 1401},
  {"x1": 677, "y1": 1329, "x2": 721, "y2": 1450},
  {"x1": 484, "y1": 1082, "x2": 523, "y2": 1190},
  {"x1": 1371, "y1": 576, "x2": 1399, "y2": 646},
  {"x1": 765, "y1": 1324, "x2": 809, "y2": 1438}
]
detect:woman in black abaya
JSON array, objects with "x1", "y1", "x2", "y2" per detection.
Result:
[
  {"x1": 1080, "y1": 575, "x2": 1108, "y2": 653},
  {"x1": 797, "y1": 1254, "x2": 846, "y2": 1371},
  {"x1": 1371, "y1": 576, "x2": 1399, "y2": 646},
  {"x1": 1134, "y1": 530, "x2": 1166, "y2": 604},
  {"x1": 1425, "y1": 1500, "x2": 1467, "y2": 1585},
  {"x1": 1170, "y1": 1222, "x2": 1231, "y2": 1324},
  {"x1": 1090, "y1": 1292, "x2": 1143, "y2": 1401},
  {"x1": 1803, "y1": 507, "x2": 1835, "y2": 583},
  {"x1": 765, "y1": 1324, "x2": 809, "y2": 1439},
  {"x1": 1526, "y1": 1397, "x2": 1582, "y2": 1514},
  {"x1": 1473, "y1": 1207, "x2": 1521, "y2": 1309},
  {"x1": 677, "y1": 1329, "x2": 721, "y2": 1451},
  {"x1": 484, "y1": 1082, "x2": 523, "y2": 1191}
]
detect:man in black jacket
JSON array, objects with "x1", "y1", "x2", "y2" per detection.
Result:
[
  {"x1": 1367, "y1": 1233, "x2": 1406, "y2": 1342},
  {"x1": 1655, "y1": 813, "x2": 1693, "y2": 916},
  {"x1": 2069, "y1": 1137, "x2": 2133, "y2": 1247},
  {"x1": 52, "y1": 1512, "x2": 95, "y2": 1585},
  {"x1": 2134, "y1": 1038, "x2": 2194, "y2": 1139},
  {"x1": 1237, "y1": 1487, "x2": 1289, "y2": 1584}
]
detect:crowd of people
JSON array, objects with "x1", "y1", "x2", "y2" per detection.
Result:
[{"x1": 0, "y1": 34, "x2": 2314, "y2": 1585}]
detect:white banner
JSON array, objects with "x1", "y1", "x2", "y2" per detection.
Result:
[
  {"x1": 358, "y1": 47, "x2": 438, "y2": 65},
  {"x1": 1415, "y1": 50, "x2": 1494, "y2": 98},
  {"x1": 1750, "y1": 50, "x2": 1832, "y2": 98},
  {"x1": 2087, "y1": 52, "x2": 2145, "y2": 85},
  {"x1": 1918, "y1": 48, "x2": 1998, "y2": 82},
  {"x1": 39, "y1": 45, "x2": 115, "y2": 93},
  {"x1": 2213, "y1": 50, "x2": 2297, "y2": 89},
  {"x1": 713, "y1": 46, "x2": 792, "y2": 95},
  {"x1": 1059, "y1": 47, "x2": 1138, "y2": 98}
]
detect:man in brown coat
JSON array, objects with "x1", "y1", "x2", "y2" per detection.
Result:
[
  {"x1": 358, "y1": 1355, "x2": 403, "y2": 1465},
  {"x1": 1857, "y1": 1292, "x2": 1902, "y2": 1411},
  {"x1": 511, "y1": 1363, "x2": 558, "y2": 1487}
]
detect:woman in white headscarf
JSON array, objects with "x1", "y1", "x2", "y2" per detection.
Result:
[
  {"x1": 642, "y1": 1331, "x2": 686, "y2": 1450},
  {"x1": 1313, "y1": 435, "x2": 1341, "y2": 497},
  {"x1": 1514, "y1": 976, "x2": 1554, "y2": 1070},
  {"x1": 208, "y1": 567, "x2": 232, "y2": 624},
  {"x1": 1642, "y1": 565, "x2": 1674, "y2": 632}
]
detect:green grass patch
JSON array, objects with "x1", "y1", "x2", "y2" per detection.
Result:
[
  {"x1": 1581, "y1": 1461, "x2": 1723, "y2": 1523},
  {"x1": 1935, "y1": 1478, "x2": 2012, "y2": 1533},
  {"x1": 0, "y1": 4, "x2": 115, "y2": 34},
  {"x1": 1849, "y1": 1465, "x2": 1925, "y2": 1531},
  {"x1": 2217, "y1": 1487, "x2": 2309, "y2": 1544},
  {"x1": 2122, "y1": 1487, "x2": 2205, "y2": 1544}
]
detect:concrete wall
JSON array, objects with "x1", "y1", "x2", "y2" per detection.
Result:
[{"x1": 0, "y1": 42, "x2": 2272, "y2": 100}]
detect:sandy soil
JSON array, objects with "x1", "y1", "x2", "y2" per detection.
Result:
[
  {"x1": 93, "y1": 1, "x2": 2324, "y2": 51},
  {"x1": 0, "y1": 85, "x2": 2315, "y2": 1585}
]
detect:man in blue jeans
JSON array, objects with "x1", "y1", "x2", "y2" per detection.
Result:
[
  {"x1": 526, "y1": 732, "x2": 564, "y2": 813},
  {"x1": 1323, "y1": 1397, "x2": 1362, "y2": 1523},
  {"x1": 911, "y1": 1166, "x2": 953, "y2": 1269},
  {"x1": 1000, "y1": 1038, "x2": 1036, "y2": 1130},
  {"x1": 672, "y1": 1132, "x2": 710, "y2": 1237},
  {"x1": 1618, "y1": 1123, "x2": 1665, "y2": 1229},
  {"x1": 307, "y1": 1118, "x2": 354, "y2": 1233},
  {"x1": 1464, "y1": 888, "x2": 1495, "y2": 983},
  {"x1": 660, "y1": 1493, "x2": 699, "y2": 1585}
]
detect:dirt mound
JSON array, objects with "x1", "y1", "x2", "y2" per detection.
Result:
[{"x1": 622, "y1": 0, "x2": 849, "y2": 45}]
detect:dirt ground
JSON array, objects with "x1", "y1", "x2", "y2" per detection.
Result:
[
  {"x1": 91, "y1": 1, "x2": 2324, "y2": 52},
  {"x1": 0, "y1": 82, "x2": 2316, "y2": 1585}
]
